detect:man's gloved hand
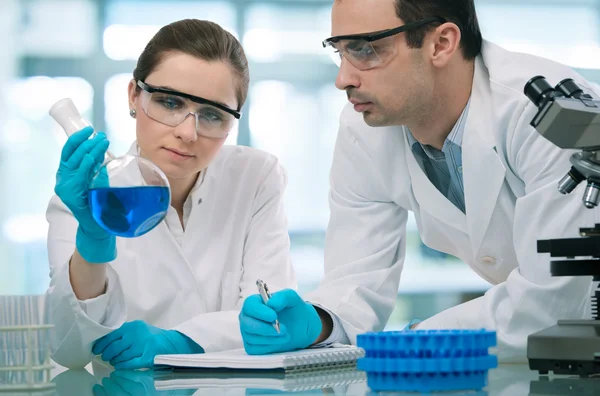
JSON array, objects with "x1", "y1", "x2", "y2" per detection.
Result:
[
  {"x1": 54, "y1": 126, "x2": 115, "y2": 263},
  {"x1": 239, "y1": 289, "x2": 323, "y2": 355},
  {"x1": 92, "y1": 320, "x2": 204, "y2": 370}
]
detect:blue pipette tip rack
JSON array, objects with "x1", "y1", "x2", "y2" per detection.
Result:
[
  {"x1": 357, "y1": 329, "x2": 497, "y2": 358},
  {"x1": 362, "y1": 370, "x2": 488, "y2": 393},
  {"x1": 357, "y1": 329, "x2": 498, "y2": 393},
  {"x1": 358, "y1": 354, "x2": 498, "y2": 373}
]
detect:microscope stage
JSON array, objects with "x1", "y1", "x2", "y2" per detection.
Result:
[{"x1": 528, "y1": 320, "x2": 600, "y2": 376}]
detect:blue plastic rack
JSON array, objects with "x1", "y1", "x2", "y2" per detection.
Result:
[{"x1": 357, "y1": 329, "x2": 498, "y2": 393}]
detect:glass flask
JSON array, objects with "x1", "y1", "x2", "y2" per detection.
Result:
[{"x1": 49, "y1": 98, "x2": 171, "y2": 238}]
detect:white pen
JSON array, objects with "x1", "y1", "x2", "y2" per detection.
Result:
[{"x1": 256, "y1": 279, "x2": 280, "y2": 333}]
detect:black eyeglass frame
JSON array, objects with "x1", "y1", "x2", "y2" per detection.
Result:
[
  {"x1": 136, "y1": 80, "x2": 242, "y2": 120},
  {"x1": 322, "y1": 17, "x2": 447, "y2": 47}
]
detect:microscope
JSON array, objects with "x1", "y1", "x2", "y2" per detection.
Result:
[{"x1": 523, "y1": 76, "x2": 600, "y2": 376}]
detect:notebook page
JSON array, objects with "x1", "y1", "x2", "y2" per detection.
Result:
[
  {"x1": 154, "y1": 345, "x2": 363, "y2": 370},
  {"x1": 154, "y1": 367, "x2": 366, "y2": 391}
]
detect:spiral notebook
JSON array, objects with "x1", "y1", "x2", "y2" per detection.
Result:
[
  {"x1": 154, "y1": 343, "x2": 365, "y2": 372},
  {"x1": 153, "y1": 367, "x2": 367, "y2": 392}
]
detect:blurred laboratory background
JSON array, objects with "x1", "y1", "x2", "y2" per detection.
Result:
[{"x1": 1, "y1": 0, "x2": 600, "y2": 330}]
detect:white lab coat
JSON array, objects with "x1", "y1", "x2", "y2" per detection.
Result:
[
  {"x1": 305, "y1": 40, "x2": 600, "y2": 362},
  {"x1": 45, "y1": 144, "x2": 297, "y2": 369}
]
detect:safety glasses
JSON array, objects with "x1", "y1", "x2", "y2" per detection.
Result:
[
  {"x1": 137, "y1": 80, "x2": 241, "y2": 140},
  {"x1": 322, "y1": 17, "x2": 446, "y2": 71}
]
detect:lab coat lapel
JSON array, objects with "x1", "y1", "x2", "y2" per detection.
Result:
[
  {"x1": 462, "y1": 56, "x2": 507, "y2": 256},
  {"x1": 152, "y1": 211, "x2": 210, "y2": 314},
  {"x1": 126, "y1": 142, "x2": 209, "y2": 312},
  {"x1": 183, "y1": 167, "x2": 211, "y2": 256},
  {"x1": 404, "y1": 132, "x2": 468, "y2": 233}
]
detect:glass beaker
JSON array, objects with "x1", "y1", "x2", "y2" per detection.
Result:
[{"x1": 49, "y1": 98, "x2": 171, "y2": 238}]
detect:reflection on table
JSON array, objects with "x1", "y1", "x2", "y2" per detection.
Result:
[{"x1": 48, "y1": 362, "x2": 600, "y2": 396}]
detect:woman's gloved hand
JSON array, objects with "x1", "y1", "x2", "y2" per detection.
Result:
[
  {"x1": 239, "y1": 289, "x2": 323, "y2": 355},
  {"x1": 92, "y1": 320, "x2": 204, "y2": 370},
  {"x1": 54, "y1": 126, "x2": 115, "y2": 263},
  {"x1": 92, "y1": 370, "x2": 157, "y2": 396}
]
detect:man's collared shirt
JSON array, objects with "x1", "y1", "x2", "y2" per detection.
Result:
[{"x1": 405, "y1": 99, "x2": 471, "y2": 213}]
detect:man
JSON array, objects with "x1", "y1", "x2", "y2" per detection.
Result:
[{"x1": 238, "y1": 0, "x2": 600, "y2": 362}]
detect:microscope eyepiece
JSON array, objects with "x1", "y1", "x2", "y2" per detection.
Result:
[
  {"x1": 524, "y1": 75, "x2": 564, "y2": 108},
  {"x1": 555, "y1": 78, "x2": 584, "y2": 99}
]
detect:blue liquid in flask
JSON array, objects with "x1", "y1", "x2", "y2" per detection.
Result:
[{"x1": 88, "y1": 186, "x2": 170, "y2": 238}]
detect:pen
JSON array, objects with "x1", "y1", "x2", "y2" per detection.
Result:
[{"x1": 256, "y1": 279, "x2": 280, "y2": 333}]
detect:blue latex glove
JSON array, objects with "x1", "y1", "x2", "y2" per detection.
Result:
[
  {"x1": 54, "y1": 126, "x2": 115, "y2": 263},
  {"x1": 92, "y1": 370, "x2": 195, "y2": 396},
  {"x1": 403, "y1": 319, "x2": 421, "y2": 331},
  {"x1": 92, "y1": 370, "x2": 196, "y2": 396},
  {"x1": 92, "y1": 320, "x2": 204, "y2": 370},
  {"x1": 92, "y1": 370, "x2": 156, "y2": 396},
  {"x1": 239, "y1": 289, "x2": 322, "y2": 355}
]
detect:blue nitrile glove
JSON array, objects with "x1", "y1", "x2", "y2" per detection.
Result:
[
  {"x1": 92, "y1": 369, "x2": 196, "y2": 396},
  {"x1": 403, "y1": 319, "x2": 421, "y2": 331},
  {"x1": 92, "y1": 370, "x2": 157, "y2": 396},
  {"x1": 54, "y1": 126, "x2": 115, "y2": 263},
  {"x1": 92, "y1": 320, "x2": 204, "y2": 370},
  {"x1": 239, "y1": 289, "x2": 322, "y2": 355}
]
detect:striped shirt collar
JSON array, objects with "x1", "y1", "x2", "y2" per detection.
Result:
[{"x1": 406, "y1": 98, "x2": 471, "y2": 158}]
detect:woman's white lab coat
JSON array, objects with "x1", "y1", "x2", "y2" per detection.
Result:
[
  {"x1": 305, "y1": 40, "x2": 600, "y2": 362},
  {"x1": 45, "y1": 144, "x2": 297, "y2": 369}
]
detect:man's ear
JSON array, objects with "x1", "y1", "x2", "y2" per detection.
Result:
[{"x1": 429, "y1": 22, "x2": 462, "y2": 68}]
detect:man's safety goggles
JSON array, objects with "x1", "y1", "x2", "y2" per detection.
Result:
[{"x1": 322, "y1": 17, "x2": 446, "y2": 71}]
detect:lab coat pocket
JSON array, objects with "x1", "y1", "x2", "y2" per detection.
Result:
[{"x1": 220, "y1": 270, "x2": 242, "y2": 310}]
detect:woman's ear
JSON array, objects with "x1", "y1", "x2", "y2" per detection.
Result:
[{"x1": 127, "y1": 79, "x2": 139, "y2": 112}]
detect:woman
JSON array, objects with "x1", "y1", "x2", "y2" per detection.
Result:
[{"x1": 45, "y1": 19, "x2": 296, "y2": 370}]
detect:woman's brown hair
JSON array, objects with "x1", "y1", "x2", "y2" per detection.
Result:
[{"x1": 133, "y1": 19, "x2": 249, "y2": 110}]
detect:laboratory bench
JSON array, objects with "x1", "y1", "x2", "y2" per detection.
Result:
[{"x1": 37, "y1": 361, "x2": 600, "y2": 396}]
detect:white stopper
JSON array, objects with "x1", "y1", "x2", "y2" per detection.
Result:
[
  {"x1": 49, "y1": 98, "x2": 92, "y2": 137},
  {"x1": 49, "y1": 98, "x2": 115, "y2": 159}
]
